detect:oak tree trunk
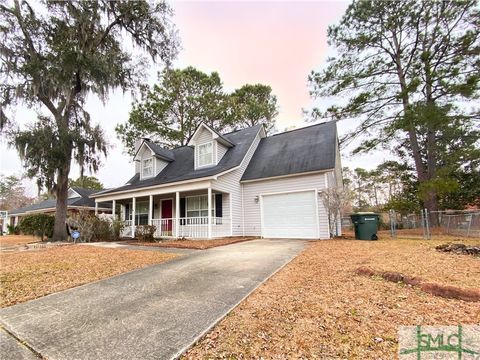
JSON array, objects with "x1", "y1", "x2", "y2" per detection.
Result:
[
  {"x1": 52, "y1": 112, "x2": 73, "y2": 241},
  {"x1": 52, "y1": 163, "x2": 70, "y2": 241}
]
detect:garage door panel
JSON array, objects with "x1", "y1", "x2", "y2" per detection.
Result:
[{"x1": 261, "y1": 191, "x2": 317, "y2": 239}]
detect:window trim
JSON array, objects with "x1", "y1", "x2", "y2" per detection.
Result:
[
  {"x1": 185, "y1": 194, "x2": 215, "y2": 218},
  {"x1": 128, "y1": 201, "x2": 149, "y2": 225},
  {"x1": 196, "y1": 141, "x2": 214, "y2": 168},
  {"x1": 142, "y1": 157, "x2": 154, "y2": 178}
]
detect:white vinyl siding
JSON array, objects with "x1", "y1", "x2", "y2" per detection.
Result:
[
  {"x1": 242, "y1": 172, "x2": 330, "y2": 239},
  {"x1": 212, "y1": 128, "x2": 263, "y2": 236},
  {"x1": 155, "y1": 158, "x2": 168, "y2": 175},
  {"x1": 195, "y1": 127, "x2": 213, "y2": 144},
  {"x1": 217, "y1": 142, "x2": 228, "y2": 163},
  {"x1": 67, "y1": 189, "x2": 81, "y2": 199}
]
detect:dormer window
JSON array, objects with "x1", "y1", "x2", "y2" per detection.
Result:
[
  {"x1": 198, "y1": 142, "x2": 214, "y2": 167},
  {"x1": 142, "y1": 158, "x2": 153, "y2": 178}
]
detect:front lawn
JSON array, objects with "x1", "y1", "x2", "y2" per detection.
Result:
[
  {"x1": 0, "y1": 234, "x2": 38, "y2": 248},
  {"x1": 184, "y1": 237, "x2": 480, "y2": 359},
  {"x1": 0, "y1": 246, "x2": 178, "y2": 307},
  {"x1": 128, "y1": 236, "x2": 258, "y2": 250}
]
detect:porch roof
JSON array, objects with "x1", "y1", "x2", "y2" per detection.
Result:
[
  {"x1": 93, "y1": 124, "x2": 262, "y2": 197},
  {"x1": 9, "y1": 191, "x2": 111, "y2": 216}
]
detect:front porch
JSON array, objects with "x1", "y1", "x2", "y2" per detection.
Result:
[{"x1": 96, "y1": 188, "x2": 231, "y2": 239}]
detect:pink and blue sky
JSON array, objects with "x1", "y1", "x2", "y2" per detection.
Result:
[{"x1": 1, "y1": 1, "x2": 387, "y2": 194}]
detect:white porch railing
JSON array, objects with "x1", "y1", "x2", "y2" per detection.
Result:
[
  {"x1": 121, "y1": 220, "x2": 133, "y2": 238},
  {"x1": 177, "y1": 217, "x2": 229, "y2": 238},
  {"x1": 122, "y1": 217, "x2": 230, "y2": 239},
  {"x1": 152, "y1": 218, "x2": 176, "y2": 238}
]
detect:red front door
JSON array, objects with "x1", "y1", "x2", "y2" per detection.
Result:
[{"x1": 161, "y1": 199, "x2": 173, "y2": 232}]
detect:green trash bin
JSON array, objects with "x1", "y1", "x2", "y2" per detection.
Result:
[{"x1": 350, "y1": 212, "x2": 380, "y2": 240}]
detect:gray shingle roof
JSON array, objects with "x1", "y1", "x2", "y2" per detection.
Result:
[
  {"x1": 96, "y1": 124, "x2": 263, "y2": 196},
  {"x1": 241, "y1": 121, "x2": 337, "y2": 181},
  {"x1": 71, "y1": 187, "x2": 98, "y2": 198},
  {"x1": 9, "y1": 188, "x2": 110, "y2": 215},
  {"x1": 144, "y1": 141, "x2": 175, "y2": 161}
]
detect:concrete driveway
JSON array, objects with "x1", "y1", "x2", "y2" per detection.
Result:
[{"x1": 0, "y1": 239, "x2": 306, "y2": 360}]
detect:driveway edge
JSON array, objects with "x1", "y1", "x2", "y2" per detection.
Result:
[{"x1": 172, "y1": 243, "x2": 308, "y2": 359}]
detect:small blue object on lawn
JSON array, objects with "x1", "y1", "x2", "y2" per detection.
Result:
[{"x1": 71, "y1": 230, "x2": 80, "y2": 240}]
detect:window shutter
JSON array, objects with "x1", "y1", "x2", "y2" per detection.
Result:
[
  {"x1": 125, "y1": 203, "x2": 130, "y2": 219},
  {"x1": 180, "y1": 198, "x2": 186, "y2": 225},
  {"x1": 180, "y1": 198, "x2": 186, "y2": 217},
  {"x1": 215, "y1": 194, "x2": 222, "y2": 217}
]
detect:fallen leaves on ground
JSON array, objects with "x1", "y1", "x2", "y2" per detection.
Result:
[
  {"x1": 0, "y1": 235, "x2": 38, "y2": 247},
  {"x1": 128, "y1": 237, "x2": 258, "y2": 250},
  {"x1": 0, "y1": 245, "x2": 178, "y2": 307},
  {"x1": 184, "y1": 237, "x2": 480, "y2": 359}
]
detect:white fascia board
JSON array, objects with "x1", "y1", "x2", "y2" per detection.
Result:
[
  {"x1": 19, "y1": 206, "x2": 111, "y2": 215},
  {"x1": 240, "y1": 168, "x2": 335, "y2": 184},
  {"x1": 92, "y1": 179, "x2": 213, "y2": 202}
]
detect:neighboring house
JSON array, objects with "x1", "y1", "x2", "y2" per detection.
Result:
[
  {"x1": 6, "y1": 187, "x2": 111, "y2": 228},
  {"x1": 92, "y1": 121, "x2": 343, "y2": 239}
]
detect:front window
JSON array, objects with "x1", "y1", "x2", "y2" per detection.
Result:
[
  {"x1": 197, "y1": 142, "x2": 213, "y2": 167},
  {"x1": 128, "y1": 202, "x2": 149, "y2": 225},
  {"x1": 186, "y1": 195, "x2": 215, "y2": 218},
  {"x1": 142, "y1": 158, "x2": 153, "y2": 178}
]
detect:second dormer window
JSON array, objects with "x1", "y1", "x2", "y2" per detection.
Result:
[
  {"x1": 198, "y1": 142, "x2": 213, "y2": 167},
  {"x1": 142, "y1": 158, "x2": 153, "y2": 178}
]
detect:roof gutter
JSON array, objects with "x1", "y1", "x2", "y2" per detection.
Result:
[
  {"x1": 9, "y1": 205, "x2": 111, "y2": 216},
  {"x1": 90, "y1": 175, "x2": 218, "y2": 199},
  {"x1": 240, "y1": 168, "x2": 335, "y2": 183}
]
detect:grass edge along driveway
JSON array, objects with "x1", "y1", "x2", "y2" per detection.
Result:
[{"x1": 0, "y1": 245, "x2": 178, "y2": 307}]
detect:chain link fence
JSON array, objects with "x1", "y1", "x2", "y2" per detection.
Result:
[
  {"x1": 389, "y1": 209, "x2": 480, "y2": 239},
  {"x1": 341, "y1": 210, "x2": 480, "y2": 239}
]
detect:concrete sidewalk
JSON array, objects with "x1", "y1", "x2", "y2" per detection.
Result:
[{"x1": 0, "y1": 239, "x2": 306, "y2": 360}]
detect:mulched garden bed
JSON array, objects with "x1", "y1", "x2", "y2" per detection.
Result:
[{"x1": 126, "y1": 237, "x2": 258, "y2": 250}]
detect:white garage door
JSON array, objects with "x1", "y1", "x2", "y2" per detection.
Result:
[{"x1": 261, "y1": 191, "x2": 318, "y2": 239}]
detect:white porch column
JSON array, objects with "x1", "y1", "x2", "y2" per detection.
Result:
[
  {"x1": 148, "y1": 195, "x2": 153, "y2": 225},
  {"x1": 175, "y1": 192, "x2": 180, "y2": 238},
  {"x1": 229, "y1": 193, "x2": 233, "y2": 236},
  {"x1": 95, "y1": 201, "x2": 98, "y2": 215},
  {"x1": 112, "y1": 200, "x2": 116, "y2": 219},
  {"x1": 131, "y1": 197, "x2": 136, "y2": 239},
  {"x1": 207, "y1": 187, "x2": 212, "y2": 239}
]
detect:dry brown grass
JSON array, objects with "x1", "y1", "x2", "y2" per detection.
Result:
[
  {"x1": 0, "y1": 234, "x2": 39, "y2": 247},
  {"x1": 184, "y1": 237, "x2": 480, "y2": 359},
  {"x1": 0, "y1": 245, "x2": 178, "y2": 307},
  {"x1": 128, "y1": 237, "x2": 258, "y2": 250}
]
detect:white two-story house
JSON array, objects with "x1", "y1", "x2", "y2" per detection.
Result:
[{"x1": 91, "y1": 121, "x2": 342, "y2": 239}]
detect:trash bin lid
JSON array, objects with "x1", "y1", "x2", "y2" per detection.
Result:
[{"x1": 350, "y1": 212, "x2": 379, "y2": 220}]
